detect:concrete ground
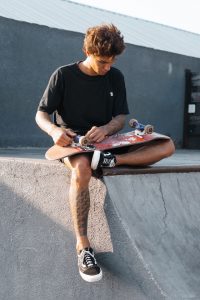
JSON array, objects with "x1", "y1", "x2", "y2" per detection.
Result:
[{"x1": 0, "y1": 148, "x2": 200, "y2": 299}]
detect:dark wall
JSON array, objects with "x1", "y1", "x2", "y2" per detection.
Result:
[
  {"x1": 1, "y1": 16, "x2": 200, "y2": 148},
  {"x1": 118, "y1": 46, "x2": 200, "y2": 147}
]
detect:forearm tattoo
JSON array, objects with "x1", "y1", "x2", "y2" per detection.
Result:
[{"x1": 70, "y1": 188, "x2": 90, "y2": 237}]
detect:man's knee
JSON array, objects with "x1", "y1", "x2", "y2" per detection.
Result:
[
  {"x1": 70, "y1": 157, "x2": 92, "y2": 186},
  {"x1": 161, "y1": 138, "x2": 175, "y2": 158}
]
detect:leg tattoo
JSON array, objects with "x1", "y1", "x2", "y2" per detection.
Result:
[{"x1": 70, "y1": 188, "x2": 90, "y2": 237}]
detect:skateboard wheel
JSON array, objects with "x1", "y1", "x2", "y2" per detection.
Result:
[
  {"x1": 144, "y1": 125, "x2": 154, "y2": 134},
  {"x1": 79, "y1": 136, "x2": 89, "y2": 146},
  {"x1": 129, "y1": 118, "x2": 138, "y2": 128}
]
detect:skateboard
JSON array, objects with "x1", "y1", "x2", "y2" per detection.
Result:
[{"x1": 45, "y1": 119, "x2": 169, "y2": 161}]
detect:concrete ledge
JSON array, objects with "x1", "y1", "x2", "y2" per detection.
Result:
[
  {"x1": 102, "y1": 149, "x2": 200, "y2": 175},
  {"x1": 1, "y1": 149, "x2": 200, "y2": 299},
  {"x1": 0, "y1": 157, "x2": 164, "y2": 300},
  {"x1": 1, "y1": 148, "x2": 200, "y2": 176},
  {"x1": 102, "y1": 164, "x2": 200, "y2": 176}
]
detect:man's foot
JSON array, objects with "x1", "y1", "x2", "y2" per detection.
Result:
[
  {"x1": 78, "y1": 247, "x2": 102, "y2": 282},
  {"x1": 91, "y1": 150, "x2": 116, "y2": 170}
]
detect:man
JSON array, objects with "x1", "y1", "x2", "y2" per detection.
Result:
[{"x1": 35, "y1": 24, "x2": 175, "y2": 283}]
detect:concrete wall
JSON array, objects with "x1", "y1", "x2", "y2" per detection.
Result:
[
  {"x1": 1, "y1": 155, "x2": 200, "y2": 299},
  {"x1": 0, "y1": 157, "x2": 164, "y2": 300},
  {"x1": 1, "y1": 16, "x2": 200, "y2": 148}
]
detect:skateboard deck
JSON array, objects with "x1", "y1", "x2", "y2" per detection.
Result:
[{"x1": 45, "y1": 131, "x2": 170, "y2": 161}]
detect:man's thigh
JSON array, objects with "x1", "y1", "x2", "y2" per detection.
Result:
[{"x1": 62, "y1": 153, "x2": 92, "y2": 170}]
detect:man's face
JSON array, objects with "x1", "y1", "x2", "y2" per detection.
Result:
[{"x1": 88, "y1": 55, "x2": 116, "y2": 75}]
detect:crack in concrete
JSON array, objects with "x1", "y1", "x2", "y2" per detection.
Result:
[
  {"x1": 177, "y1": 177, "x2": 183, "y2": 202},
  {"x1": 158, "y1": 178, "x2": 168, "y2": 229}
]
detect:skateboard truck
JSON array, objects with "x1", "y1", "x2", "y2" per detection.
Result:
[
  {"x1": 129, "y1": 118, "x2": 154, "y2": 135},
  {"x1": 73, "y1": 135, "x2": 95, "y2": 150}
]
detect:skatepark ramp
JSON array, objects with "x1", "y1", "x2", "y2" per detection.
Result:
[
  {"x1": 104, "y1": 172, "x2": 200, "y2": 299},
  {"x1": 0, "y1": 149, "x2": 200, "y2": 299}
]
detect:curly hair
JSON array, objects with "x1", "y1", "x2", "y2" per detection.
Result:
[{"x1": 83, "y1": 23, "x2": 125, "y2": 56}]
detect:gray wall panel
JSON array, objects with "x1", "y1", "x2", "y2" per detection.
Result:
[{"x1": 1, "y1": 17, "x2": 200, "y2": 148}]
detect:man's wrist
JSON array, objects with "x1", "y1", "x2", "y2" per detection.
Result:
[
  {"x1": 101, "y1": 125, "x2": 110, "y2": 136},
  {"x1": 102, "y1": 123, "x2": 119, "y2": 136}
]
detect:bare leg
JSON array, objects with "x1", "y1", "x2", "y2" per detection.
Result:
[
  {"x1": 115, "y1": 139, "x2": 175, "y2": 166},
  {"x1": 64, "y1": 154, "x2": 92, "y2": 253}
]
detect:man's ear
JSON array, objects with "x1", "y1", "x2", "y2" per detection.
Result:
[
  {"x1": 85, "y1": 51, "x2": 90, "y2": 57},
  {"x1": 82, "y1": 46, "x2": 89, "y2": 56}
]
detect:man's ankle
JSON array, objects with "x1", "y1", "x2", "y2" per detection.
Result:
[
  {"x1": 77, "y1": 245, "x2": 90, "y2": 253},
  {"x1": 76, "y1": 239, "x2": 90, "y2": 253}
]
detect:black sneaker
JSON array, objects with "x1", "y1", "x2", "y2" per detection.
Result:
[
  {"x1": 91, "y1": 150, "x2": 116, "y2": 170},
  {"x1": 78, "y1": 247, "x2": 102, "y2": 282}
]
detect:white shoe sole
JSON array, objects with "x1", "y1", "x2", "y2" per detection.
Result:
[
  {"x1": 91, "y1": 150, "x2": 101, "y2": 170},
  {"x1": 79, "y1": 269, "x2": 103, "y2": 282}
]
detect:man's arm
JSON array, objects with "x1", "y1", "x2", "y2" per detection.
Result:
[
  {"x1": 35, "y1": 111, "x2": 76, "y2": 146},
  {"x1": 85, "y1": 114, "x2": 126, "y2": 143},
  {"x1": 103, "y1": 114, "x2": 126, "y2": 135}
]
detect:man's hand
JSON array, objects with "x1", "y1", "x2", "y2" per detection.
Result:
[
  {"x1": 85, "y1": 126, "x2": 108, "y2": 143},
  {"x1": 35, "y1": 111, "x2": 76, "y2": 146},
  {"x1": 85, "y1": 115, "x2": 126, "y2": 143},
  {"x1": 50, "y1": 127, "x2": 76, "y2": 146}
]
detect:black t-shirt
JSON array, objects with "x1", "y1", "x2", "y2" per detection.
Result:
[{"x1": 38, "y1": 62, "x2": 129, "y2": 135}]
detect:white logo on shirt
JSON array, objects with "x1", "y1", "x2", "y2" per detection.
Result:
[{"x1": 110, "y1": 91, "x2": 114, "y2": 96}]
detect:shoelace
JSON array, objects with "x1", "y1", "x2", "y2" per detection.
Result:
[{"x1": 83, "y1": 250, "x2": 96, "y2": 267}]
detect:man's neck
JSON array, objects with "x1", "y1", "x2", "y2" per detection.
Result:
[{"x1": 78, "y1": 59, "x2": 97, "y2": 76}]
